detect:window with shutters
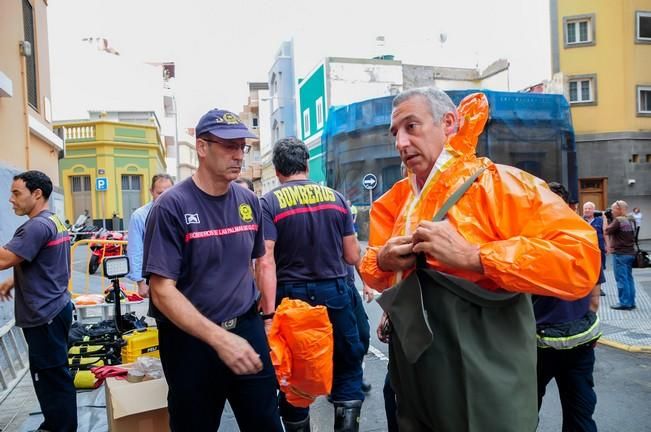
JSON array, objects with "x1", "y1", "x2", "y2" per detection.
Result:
[{"x1": 121, "y1": 175, "x2": 141, "y2": 190}]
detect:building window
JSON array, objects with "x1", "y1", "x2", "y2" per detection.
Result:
[
  {"x1": 568, "y1": 75, "x2": 596, "y2": 105},
  {"x1": 121, "y1": 175, "x2": 141, "y2": 191},
  {"x1": 252, "y1": 117, "x2": 258, "y2": 128},
  {"x1": 315, "y1": 97, "x2": 324, "y2": 129},
  {"x1": 22, "y1": 0, "x2": 38, "y2": 109},
  {"x1": 273, "y1": 121, "x2": 280, "y2": 143},
  {"x1": 637, "y1": 11, "x2": 651, "y2": 42},
  {"x1": 303, "y1": 108, "x2": 310, "y2": 137},
  {"x1": 563, "y1": 15, "x2": 595, "y2": 47},
  {"x1": 270, "y1": 73, "x2": 277, "y2": 96},
  {"x1": 637, "y1": 86, "x2": 651, "y2": 115},
  {"x1": 71, "y1": 175, "x2": 91, "y2": 192}
]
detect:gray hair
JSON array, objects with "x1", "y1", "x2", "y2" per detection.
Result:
[
  {"x1": 392, "y1": 87, "x2": 457, "y2": 123},
  {"x1": 612, "y1": 200, "x2": 629, "y2": 210}
]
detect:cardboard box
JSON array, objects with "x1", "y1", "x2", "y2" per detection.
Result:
[{"x1": 105, "y1": 376, "x2": 170, "y2": 432}]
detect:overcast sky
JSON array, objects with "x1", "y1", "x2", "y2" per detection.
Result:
[{"x1": 47, "y1": 0, "x2": 551, "y2": 131}]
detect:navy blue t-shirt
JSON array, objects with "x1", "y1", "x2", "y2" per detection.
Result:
[
  {"x1": 260, "y1": 180, "x2": 355, "y2": 282},
  {"x1": 4, "y1": 211, "x2": 71, "y2": 328},
  {"x1": 143, "y1": 178, "x2": 264, "y2": 323},
  {"x1": 533, "y1": 294, "x2": 591, "y2": 326}
]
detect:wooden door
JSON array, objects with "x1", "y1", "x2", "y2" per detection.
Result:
[{"x1": 579, "y1": 177, "x2": 608, "y2": 211}]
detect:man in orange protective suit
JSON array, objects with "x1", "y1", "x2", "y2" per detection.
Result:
[{"x1": 359, "y1": 87, "x2": 601, "y2": 430}]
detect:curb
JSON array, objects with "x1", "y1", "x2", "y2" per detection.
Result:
[{"x1": 598, "y1": 337, "x2": 651, "y2": 353}]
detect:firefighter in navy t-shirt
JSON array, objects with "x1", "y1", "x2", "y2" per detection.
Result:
[
  {"x1": 0, "y1": 170, "x2": 76, "y2": 432},
  {"x1": 143, "y1": 109, "x2": 283, "y2": 431},
  {"x1": 257, "y1": 137, "x2": 364, "y2": 432}
]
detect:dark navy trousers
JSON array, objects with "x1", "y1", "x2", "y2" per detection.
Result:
[
  {"x1": 347, "y1": 272, "x2": 370, "y2": 354},
  {"x1": 22, "y1": 301, "x2": 77, "y2": 432},
  {"x1": 537, "y1": 343, "x2": 597, "y2": 432},
  {"x1": 157, "y1": 307, "x2": 283, "y2": 432},
  {"x1": 277, "y1": 277, "x2": 365, "y2": 421}
]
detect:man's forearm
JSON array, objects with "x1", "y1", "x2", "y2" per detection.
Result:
[
  {"x1": 255, "y1": 259, "x2": 277, "y2": 314},
  {"x1": 589, "y1": 284, "x2": 601, "y2": 312},
  {"x1": 0, "y1": 248, "x2": 22, "y2": 271},
  {"x1": 126, "y1": 242, "x2": 143, "y2": 282}
]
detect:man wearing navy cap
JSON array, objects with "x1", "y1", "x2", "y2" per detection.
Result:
[{"x1": 143, "y1": 109, "x2": 283, "y2": 431}]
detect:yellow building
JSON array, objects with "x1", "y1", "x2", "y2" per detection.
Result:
[
  {"x1": 56, "y1": 113, "x2": 166, "y2": 230},
  {"x1": 551, "y1": 0, "x2": 651, "y2": 238},
  {"x1": 0, "y1": 0, "x2": 63, "y2": 202}
]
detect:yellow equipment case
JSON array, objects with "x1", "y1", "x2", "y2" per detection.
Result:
[{"x1": 121, "y1": 327, "x2": 160, "y2": 363}]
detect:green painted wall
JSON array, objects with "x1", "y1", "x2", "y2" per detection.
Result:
[
  {"x1": 114, "y1": 148, "x2": 149, "y2": 157},
  {"x1": 298, "y1": 64, "x2": 326, "y2": 141},
  {"x1": 309, "y1": 152, "x2": 325, "y2": 184},
  {"x1": 65, "y1": 149, "x2": 96, "y2": 156},
  {"x1": 59, "y1": 157, "x2": 97, "y2": 170},
  {"x1": 114, "y1": 157, "x2": 150, "y2": 169}
]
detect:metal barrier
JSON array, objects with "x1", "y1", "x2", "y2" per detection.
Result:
[
  {"x1": 69, "y1": 238, "x2": 129, "y2": 295},
  {"x1": 0, "y1": 319, "x2": 28, "y2": 404}
]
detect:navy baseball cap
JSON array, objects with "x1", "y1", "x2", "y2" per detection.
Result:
[{"x1": 195, "y1": 109, "x2": 257, "y2": 140}]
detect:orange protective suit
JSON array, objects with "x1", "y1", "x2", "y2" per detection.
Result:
[
  {"x1": 360, "y1": 93, "x2": 600, "y2": 300},
  {"x1": 267, "y1": 298, "x2": 333, "y2": 408}
]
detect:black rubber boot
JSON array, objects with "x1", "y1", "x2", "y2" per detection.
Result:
[
  {"x1": 282, "y1": 415, "x2": 311, "y2": 432},
  {"x1": 334, "y1": 400, "x2": 362, "y2": 432}
]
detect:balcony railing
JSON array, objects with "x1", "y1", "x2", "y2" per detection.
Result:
[{"x1": 64, "y1": 125, "x2": 96, "y2": 141}]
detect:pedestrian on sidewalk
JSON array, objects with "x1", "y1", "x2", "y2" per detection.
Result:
[
  {"x1": 143, "y1": 109, "x2": 283, "y2": 431},
  {"x1": 630, "y1": 207, "x2": 643, "y2": 229},
  {"x1": 0, "y1": 170, "x2": 77, "y2": 432},
  {"x1": 536, "y1": 182, "x2": 602, "y2": 432},
  {"x1": 257, "y1": 137, "x2": 364, "y2": 432},
  {"x1": 606, "y1": 200, "x2": 637, "y2": 310},
  {"x1": 347, "y1": 200, "x2": 359, "y2": 236},
  {"x1": 583, "y1": 201, "x2": 608, "y2": 296}
]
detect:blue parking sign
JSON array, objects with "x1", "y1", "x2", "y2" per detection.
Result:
[{"x1": 96, "y1": 177, "x2": 108, "y2": 191}]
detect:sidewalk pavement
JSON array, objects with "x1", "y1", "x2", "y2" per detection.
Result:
[{"x1": 597, "y1": 262, "x2": 651, "y2": 352}]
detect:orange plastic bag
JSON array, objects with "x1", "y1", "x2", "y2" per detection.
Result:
[{"x1": 268, "y1": 298, "x2": 333, "y2": 408}]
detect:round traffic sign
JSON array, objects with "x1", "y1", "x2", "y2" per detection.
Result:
[{"x1": 362, "y1": 173, "x2": 378, "y2": 190}]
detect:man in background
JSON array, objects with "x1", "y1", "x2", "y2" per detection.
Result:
[
  {"x1": 606, "y1": 200, "x2": 637, "y2": 310},
  {"x1": 127, "y1": 173, "x2": 174, "y2": 298}
]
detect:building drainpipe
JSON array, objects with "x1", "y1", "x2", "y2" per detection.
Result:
[{"x1": 20, "y1": 51, "x2": 31, "y2": 169}]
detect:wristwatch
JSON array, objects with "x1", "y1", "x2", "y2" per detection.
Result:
[{"x1": 260, "y1": 312, "x2": 275, "y2": 321}]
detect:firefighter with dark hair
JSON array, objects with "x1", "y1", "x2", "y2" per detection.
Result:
[
  {"x1": 0, "y1": 170, "x2": 76, "y2": 432},
  {"x1": 257, "y1": 137, "x2": 364, "y2": 431}
]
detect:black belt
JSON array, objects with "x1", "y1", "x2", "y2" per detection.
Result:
[{"x1": 219, "y1": 304, "x2": 258, "y2": 331}]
